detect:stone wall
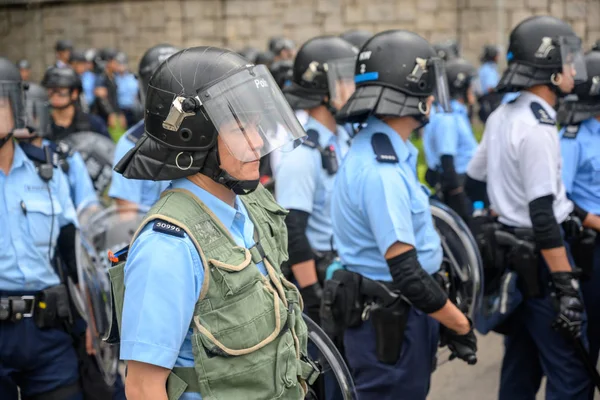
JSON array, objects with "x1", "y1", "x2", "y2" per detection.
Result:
[{"x1": 0, "y1": 0, "x2": 598, "y2": 81}]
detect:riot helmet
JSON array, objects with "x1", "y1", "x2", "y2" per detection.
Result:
[
  {"x1": 0, "y1": 57, "x2": 26, "y2": 148},
  {"x1": 138, "y1": 44, "x2": 179, "y2": 103},
  {"x1": 336, "y1": 30, "x2": 451, "y2": 125},
  {"x1": 557, "y1": 51, "x2": 600, "y2": 125},
  {"x1": 17, "y1": 59, "x2": 31, "y2": 82},
  {"x1": 340, "y1": 30, "x2": 373, "y2": 49},
  {"x1": 480, "y1": 45, "x2": 499, "y2": 63},
  {"x1": 56, "y1": 39, "x2": 74, "y2": 53},
  {"x1": 42, "y1": 66, "x2": 83, "y2": 110},
  {"x1": 13, "y1": 82, "x2": 51, "y2": 140},
  {"x1": 433, "y1": 39, "x2": 460, "y2": 61},
  {"x1": 114, "y1": 46, "x2": 306, "y2": 194},
  {"x1": 283, "y1": 35, "x2": 358, "y2": 112},
  {"x1": 497, "y1": 16, "x2": 586, "y2": 95},
  {"x1": 269, "y1": 59, "x2": 294, "y2": 89},
  {"x1": 269, "y1": 37, "x2": 296, "y2": 60},
  {"x1": 69, "y1": 50, "x2": 89, "y2": 75},
  {"x1": 238, "y1": 47, "x2": 260, "y2": 64},
  {"x1": 446, "y1": 58, "x2": 477, "y2": 102},
  {"x1": 255, "y1": 51, "x2": 275, "y2": 67}
]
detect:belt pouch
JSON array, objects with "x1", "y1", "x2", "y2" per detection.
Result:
[
  {"x1": 370, "y1": 300, "x2": 410, "y2": 365},
  {"x1": 509, "y1": 241, "x2": 541, "y2": 298},
  {"x1": 34, "y1": 284, "x2": 71, "y2": 329}
]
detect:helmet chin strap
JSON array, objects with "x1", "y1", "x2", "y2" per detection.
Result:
[
  {"x1": 202, "y1": 146, "x2": 260, "y2": 195},
  {"x1": 0, "y1": 132, "x2": 14, "y2": 149}
]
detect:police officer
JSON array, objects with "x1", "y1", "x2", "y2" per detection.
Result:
[
  {"x1": 14, "y1": 82, "x2": 99, "y2": 213},
  {"x1": 109, "y1": 46, "x2": 317, "y2": 400},
  {"x1": 276, "y1": 36, "x2": 357, "y2": 322},
  {"x1": 558, "y1": 50, "x2": 600, "y2": 371},
  {"x1": 340, "y1": 29, "x2": 373, "y2": 49},
  {"x1": 269, "y1": 36, "x2": 297, "y2": 62},
  {"x1": 466, "y1": 16, "x2": 593, "y2": 399},
  {"x1": 82, "y1": 49, "x2": 98, "y2": 105},
  {"x1": 54, "y1": 39, "x2": 74, "y2": 69},
  {"x1": 16, "y1": 59, "x2": 31, "y2": 82},
  {"x1": 42, "y1": 66, "x2": 110, "y2": 140},
  {"x1": 108, "y1": 44, "x2": 178, "y2": 209},
  {"x1": 423, "y1": 58, "x2": 478, "y2": 222},
  {"x1": 478, "y1": 45, "x2": 500, "y2": 94},
  {"x1": 0, "y1": 56, "x2": 83, "y2": 400},
  {"x1": 114, "y1": 52, "x2": 140, "y2": 128},
  {"x1": 94, "y1": 48, "x2": 125, "y2": 132},
  {"x1": 331, "y1": 30, "x2": 477, "y2": 400},
  {"x1": 433, "y1": 39, "x2": 460, "y2": 61}
]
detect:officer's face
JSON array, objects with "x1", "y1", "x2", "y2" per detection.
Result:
[
  {"x1": 0, "y1": 98, "x2": 15, "y2": 137},
  {"x1": 57, "y1": 50, "x2": 71, "y2": 63},
  {"x1": 20, "y1": 68, "x2": 30, "y2": 82},
  {"x1": 559, "y1": 63, "x2": 576, "y2": 93},
  {"x1": 71, "y1": 61, "x2": 87, "y2": 75},
  {"x1": 331, "y1": 79, "x2": 356, "y2": 111},
  {"x1": 48, "y1": 87, "x2": 72, "y2": 109},
  {"x1": 217, "y1": 118, "x2": 264, "y2": 181}
]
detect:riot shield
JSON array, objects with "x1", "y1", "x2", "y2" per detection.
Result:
[
  {"x1": 303, "y1": 314, "x2": 357, "y2": 400},
  {"x1": 430, "y1": 199, "x2": 484, "y2": 319},
  {"x1": 75, "y1": 205, "x2": 148, "y2": 385},
  {"x1": 63, "y1": 131, "x2": 116, "y2": 201}
]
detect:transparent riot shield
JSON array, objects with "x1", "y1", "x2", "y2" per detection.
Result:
[
  {"x1": 75, "y1": 204, "x2": 148, "y2": 385},
  {"x1": 430, "y1": 200, "x2": 484, "y2": 367},
  {"x1": 303, "y1": 314, "x2": 358, "y2": 400}
]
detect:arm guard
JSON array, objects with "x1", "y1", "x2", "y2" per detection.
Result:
[
  {"x1": 387, "y1": 249, "x2": 448, "y2": 314},
  {"x1": 440, "y1": 155, "x2": 460, "y2": 192},
  {"x1": 529, "y1": 195, "x2": 563, "y2": 249},
  {"x1": 464, "y1": 175, "x2": 489, "y2": 207},
  {"x1": 56, "y1": 223, "x2": 78, "y2": 283},
  {"x1": 285, "y1": 209, "x2": 314, "y2": 265},
  {"x1": 96, "y1": 95, "x2": 115, "y2": 117}
]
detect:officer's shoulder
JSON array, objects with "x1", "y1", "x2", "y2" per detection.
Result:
[
  {"x1": 370, "y1": 133, "x2": 399, "y2": 164},
  {"x1": 561, "y1": 124, "x2": 581, "y2": 140},
  {"x1": 528, "y1": 102, "x2": 556, "y2": 126},
  {"x1": 301, "y1": 129, "x2": 320, "y2": 149}
]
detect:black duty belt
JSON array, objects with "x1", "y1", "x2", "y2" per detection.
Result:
[{"x1": 0, "y1": 295, "x2": 36, "y2": 321}]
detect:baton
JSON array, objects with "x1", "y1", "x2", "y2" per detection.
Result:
[{"x1": 573, "y1": 338, "x2": 600, "y2": 393}]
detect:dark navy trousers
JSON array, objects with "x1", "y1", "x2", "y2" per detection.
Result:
[{"x1": 343, "y1": 308, "x2": 439, "y2": 400}]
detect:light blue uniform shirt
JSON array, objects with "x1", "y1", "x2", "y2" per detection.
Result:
[
  {"x1": 0, "y1": 142, "x2": 78, "y2": 291},
  {"x1": 42, "y1": 139, "x2": 98, "y2": 212},
  {"x1": 275, "y1": 117, "x2": 350, "y2": 251},
  {"x1": 478, "y1": 62, "x2": 500, "y2": 93},
  {"x1": 331, "y1": 116, "x2": 443, "y2": 280},
  {"x1": 81, "y1": 71, "x2": 96, "y2": 105},
  {"x1": 560, "y1": 118, "x2": 600, "y2": 215},
  {"x1": 423, "y1": 100, "x2": 478, "y2": 174},
  {"x1": 108, "y1": 120, "x2": 170, "y2": 207},
  {"x1": 115, "y1": 72, "x2": 139, "y2": 109},
  {"x1": 120, "y1": 178, "x2": 267, "y2": 400},
  {"x1": 501, "y1": 92, "x2": 521, "y2": 104}
]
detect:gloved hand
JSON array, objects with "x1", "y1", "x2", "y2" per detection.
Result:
[
  {"x1": 441, "y1": 318, "x2": 478, "y2": 365},
  {"x1": 299, "y1": 283, "x2": 323, "y2": 325},
  {"x1": 550, "y1": 272, "x2": 584, "y2": 339}
]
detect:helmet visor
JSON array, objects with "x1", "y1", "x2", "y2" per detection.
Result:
[
  {"x1": 24, "y1": 96, "x2": 52, "y2": 138},
  {"x1": 199, "y1": 65, "x2": 306, "y2": 162},
  {"x1": 430, "y1": 57, "x2": 452, "y2": 113},
  {"x1": 559, "y1": 36, "x2": 587, "y2": 85},
  {"x1": 326, "y1": 57, "x2": 357, "y2": 111},
  {"x1": 0, "y1": 81, "x2": 26, "y2": 136}
]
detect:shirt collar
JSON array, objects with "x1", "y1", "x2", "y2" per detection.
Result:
[
  {"x1": 518, "y1": 91, "x2": 557, "y2": 119},
  {"x1": 583, "y1": 117, "x2": 600, "y2": 134},
  {"x1": 304, "y1": 117, "x2": 335, "y2": 147},
  {"x1": 169, "y1": 178, "x2": 242, "y2": 231},
  {"x1": 451, "y1": 100, "x2": 468, "y2": 115},
  {"x1": 364, "y1": 116, "x2": 416, "y2": 163},
  {"x1": 8, "y1": 141, "x2": 27, "y2": 173}
]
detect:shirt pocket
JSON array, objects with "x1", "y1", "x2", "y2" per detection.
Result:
[{"x1": 24, "y1": 197, "x2": 63, "y2": 250}]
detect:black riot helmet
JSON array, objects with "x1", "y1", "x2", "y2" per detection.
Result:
[
  {"x1": 114, "y1": 46, "x2": 306, "y2": 194},
  {"x1": 56, "y1": 39, "x2": 74, "y2": 53},
  {"x1": 42, "y1": 66, "x2": 83, "y2": 95},
  {"x1": 13, "y1": 82, "x2": 52, "y2": 140},
  {"x1": 557, "y1": 51, "x2": 600, "y2": 125},
  {"x1": 446, "y1": 58, "x2": 477, "y2": 100},
  {"x1": 269, "y1": 59, "x2": 294, "y2": 89},
  {"x1": 480, "y1": 45, "x2": 499, "y2": 63},
  {"x1": 497, "y1": 16, "x2": 587, "y2": 94},
  {"x1": 269, "y1": 37, "x2": 295, "y2": 57},
  {"x1": 283, "y1": 35, "x2": 358, "y2": 112},
  {"x1": 138, "y1": 43, "x2": 179, "y2": 102},
  {"x1": 17, "y1": 59, "x2": 31, "y2": 70},
  {"x1": 0, "y1": 57, "x2": 26, "y2": 147},
  {"x1": 433, "y1": 39, "x2": 460, "y2": 61},
  {"x1": 337, "y1": 30, "x2": 451, "y2": 125},
  {"x1": 340, "y1": 30, "x2": 373, "y2": 49}
]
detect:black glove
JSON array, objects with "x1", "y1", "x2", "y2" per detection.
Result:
[
  {"x1": 550, "y1": 272, "x2": 584, "y2": 339},
  {"x1": 441, "y1": 318, "x2": 478, "y2": 365},
  {"x1": 300, "y1": 283, "x2": 323, "y2": 325}
]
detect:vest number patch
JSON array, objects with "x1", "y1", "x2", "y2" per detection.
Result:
[{"x1": 153, "y1": 220, "x2": 185, "y2": 237}]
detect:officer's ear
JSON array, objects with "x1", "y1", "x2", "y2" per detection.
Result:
[{"x1": 71, "y1": 89, "x2": 80, "y2": 101}]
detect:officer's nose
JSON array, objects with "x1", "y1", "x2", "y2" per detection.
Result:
[{"x1": 245, "y1": 124, "x2": 264, "y2": 159}]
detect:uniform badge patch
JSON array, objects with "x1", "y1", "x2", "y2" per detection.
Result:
[
  {"x1": 530, "y1": 102, "x2": 556, "y2": 126},
  {"x1": 153, "y1": 219, "x2": 185, "y2": 237},
  {"x1": 562, "y1": 124, "x2": 580, "y2": 139},
  {"x1": 194, "y1": 220, "x2": 222, "y2": 245}
]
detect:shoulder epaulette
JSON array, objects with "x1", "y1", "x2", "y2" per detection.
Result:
[
  {"x1": 152, "y1": 219, "x2": 185, "y2": 238},
  {"x1": 126, "y1": 123, "x2": 145, "y2": 144},
  {"x1": 301, "y1": 129, "x2": 320, "y2": 149},
  {"x1": 562, "y1": 124, "x2": 581, "y2": 139},
  {"x1": 371, "y1": 133, "x2": 398, "y2": 163},
  {"x1": 530, "y1": 102, "x2": 556, "y2": 126}
]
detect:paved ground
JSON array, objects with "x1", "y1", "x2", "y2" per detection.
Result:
[{"x1": 429, "y1": 332, "x2": 600, "y2": 400}]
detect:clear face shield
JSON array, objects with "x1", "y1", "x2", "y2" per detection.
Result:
[
  {"x1": 0, "y1": 81, "x2": 26, "y2": 138},
  {"x1": 24, "y1": 95, "x2": 52, "y2": 138},
  {"x1": 559, "y1": 36, "x2": 588, "y2": 85},
  {"x1": 198, "y1": 65, "x2": 306, "y2": 163},
  {"x1": 415, "y1": 57, "x2": 451, "y2": 113},
  {"x1": 326, "y1": 57, "x2": 357, "y2": 111}
]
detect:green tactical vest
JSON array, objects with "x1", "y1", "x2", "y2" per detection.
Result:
[{"x1": 107, "y1": 185, "x2": 318, "y2": 400}]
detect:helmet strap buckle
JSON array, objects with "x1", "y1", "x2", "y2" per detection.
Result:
[
  {"x1": 418, "y1": 100, "x2": 430, "y2": 115},
  {"x1": 551, "y1": 73, "x2": 563, "y2": 86},
  {"x1": 162, "y1": 96, "x2": 201, "y2": 132}
]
